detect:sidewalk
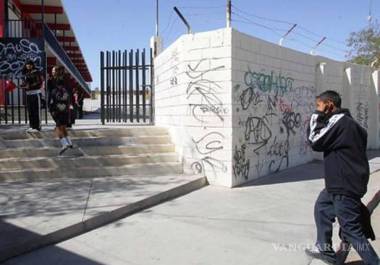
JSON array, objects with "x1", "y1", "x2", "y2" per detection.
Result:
[{"x1": 2, "y1": 155, "x2": 379, "y2": 265}]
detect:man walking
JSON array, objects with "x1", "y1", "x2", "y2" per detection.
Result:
[
  {"x1": 21, "y1": 60, "x2": 43, "y2": 132},
  {"x1": 305, "y1": 90, "x2": 379, "y2": 265}
]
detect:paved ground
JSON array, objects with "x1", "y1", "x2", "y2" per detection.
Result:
[
  {"x1": 0, "y1": 174, "x2": 202, "y2": 252},
  {"x1": 2, "y1": 158, "x2": 379, "y2": 265}
]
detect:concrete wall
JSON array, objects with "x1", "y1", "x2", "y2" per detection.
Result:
[
  {"x1": 155, "y1": 28, "x2": 380, "y2": 187},
  {"x1": 154, "y1": 29, "x2": 233, "y2": 187}
]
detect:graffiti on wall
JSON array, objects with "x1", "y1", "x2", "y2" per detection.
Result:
[
  {"x1": 244, "y1": 67, "x2": 294, "y2": 96},
  {"x1": 0, "y1": 38, "x2": 45, "y2": 78},
  {"x1": 233, "y1": 144, "x2": 250, "y2": 180},
  {"x1": 186, "y1": 59, "x2": 227, "y2": 123},
  {"x1": 233, "y1": 68, "x2": 316, "y2": 181},
  {"x1": 186, "y1": 59, "x2": 228, "y2": 178},
  {"x1": 191, "y1": 132, "x2": 227, "y2": 177},
  {"x1": 169, "y1": 49, "x2": 179, "y2": 87},
  {"x1": 356, "y1": 101, "x2": 369, "y2": 129}
]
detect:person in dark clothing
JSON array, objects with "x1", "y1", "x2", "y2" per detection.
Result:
[
  {"x1": 77, "y1": 90, "x2": 84, "y2": 119},
  {"x1": 47, "y1": 65, "x2": 73, "y2": 156},
  {"x1": 20, "y1": 60, "x2": 43, "y2": 132},
  {"x1": 70, "y1": 87, "x2": 79, "y2": 126},
  {"x1": 305, "y1": 90, "x2": 379, "y2": 265}
]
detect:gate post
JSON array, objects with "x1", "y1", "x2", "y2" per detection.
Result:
[{"x1": 100, "y1": 51, "x2": 105, "y2": 125}]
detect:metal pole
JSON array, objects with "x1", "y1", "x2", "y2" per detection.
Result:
[
  {"x1": 173, "y1": 7, "x2": 191, "y2": 34},
  {"x1": 155, "y1": 0, "x2": 159, "y2": 36},
  {"x1": 279, "y1": 24, "x2": 297, "y2": 46},
  {"x1": 226, "y1": 0, "x2": 231, "y2": 28},
  {"x1": 3, "y1": 0, "x2": 9, "y2": 37},
  {"x1": 41, "y1": 0, "x2": 44, "y2": 23},
  {"x1": 310, "y1": 37, "x2": 327, "y2": 55},
  {"x1": 368, "y1": 0, "x2": 373, "y2": 24}
]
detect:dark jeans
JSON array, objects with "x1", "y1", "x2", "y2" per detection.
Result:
[
  {"x1": 26, "y1": 93, "x2": 41, "y2": 130},
  {"x1": 314, "y1": 189, "x2": 379, "y2": 265}
]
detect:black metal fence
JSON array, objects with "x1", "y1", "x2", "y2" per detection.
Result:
[
  {"x1": 0, "y1": 79, "x2": 49, "y2": 126},
  {"x1": 100, "y1": 49, "x2": 154, "y2": 124}
]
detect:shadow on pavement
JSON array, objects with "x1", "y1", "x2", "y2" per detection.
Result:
[
  {"x1": 0, "y1": 220, "x2": 105, "y2": 265},
  {"x1": 239, "y1": 150, "x2": 380, "y2": 188},
  {"x1": 238, "y1": 160, "x2": 324, "y2": 187}
]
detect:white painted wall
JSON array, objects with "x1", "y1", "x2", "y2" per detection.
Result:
[
  {"x1": 155, "y1": 28, "x2": 380, "y2": 187},
  {"x1": 154, "y1": 28, "x2": 233, "y2": 187}
]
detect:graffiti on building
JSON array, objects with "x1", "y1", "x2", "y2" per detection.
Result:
[
  {"x1": 356, "y1": 101, "x2": 369, "y2": 129},
  {"x1": 244, "y1": 68, "x2": 294, "y2": 96},
  {"x1": 186, "y1": 59, "x2": 227, "y2": 178},
  {"x1": 0, "y1": 38, "x2": 45, "y2": 78},
  {"x1": 233, "y1": 144, "x2": 250, "y2": 180},
  {"x1": 233, "y1": 67, "x2": 315, "y2": 181}
]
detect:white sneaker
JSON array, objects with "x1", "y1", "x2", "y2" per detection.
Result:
[
  {"x1": 26, "y1": 128, "x2": 39, "y2": 133},
  {"x1": 59, "y1": 145, "x2": 70, "y2": 156}
]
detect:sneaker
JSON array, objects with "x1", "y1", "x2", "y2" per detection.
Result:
[
  {"x1": 26, "y1": 128, "x2": 39, "y2": 133},
  {"x1": 59, "y1": 145, "x2": 69, "y2": 156},
  {"x1": 305, "y1": 246, "x2": 337, "y2": 265}
]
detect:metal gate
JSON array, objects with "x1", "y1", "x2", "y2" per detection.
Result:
[{"x1": 100, "y1": 49, "x2": 154, "y2": 124}]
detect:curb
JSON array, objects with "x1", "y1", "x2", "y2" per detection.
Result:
[{"x1": 0, "y1": 176, "x2": 208, "y2": 263}]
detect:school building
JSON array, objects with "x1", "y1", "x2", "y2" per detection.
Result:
[{"x1": 0, "y1": 0, "x2": 91, "y2": 122}]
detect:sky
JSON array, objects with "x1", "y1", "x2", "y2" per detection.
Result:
[{"x1": 62, "y1": 0, "x2": 380, "y2": 90}]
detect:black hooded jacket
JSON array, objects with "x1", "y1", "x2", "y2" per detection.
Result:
[{"x1": 307, "y1": 109, "x2": 370, "y2": 199}]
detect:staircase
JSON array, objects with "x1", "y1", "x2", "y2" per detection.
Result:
[
  {"x1": 0, "y1": 127, "x2": 183, "y2": 181},
  {"x1": 0, "y1": 126, "x2": 208, "y2": 262}
]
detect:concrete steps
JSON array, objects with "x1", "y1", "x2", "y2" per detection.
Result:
[
  {"x1": 0, "y1": 127, "x2": 184, "y2": 182},
  {"x1": 0, "y1": 162, "x2": 183, "y2": 181},
  {"x1": 0, "y1": 126, "x2": 208, "y2": 263},
  {"x1": 0, "y1": 144, "x2": 176, "y2": 159},
  {"x1": 0, "y1": 127, "x2": 169, "y2": 140}
]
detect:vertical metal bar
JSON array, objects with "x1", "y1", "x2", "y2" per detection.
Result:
[
  {"x1": 23, "y1": 85, "x2": 27, "y2": 124},
  {"x1": 100, "y1": 51, "x2": 105, "y2": 125},
  {"x1": 150, "y1": 48, "x2": 154, "y2": 124},
  {"x1": 54, "y1": 13, "x2": 57, "y2": 36},
  {"x1": 128, "y1": 50, "x2": 134, "y2": 123},
  {"x1": 0, "y1": 79, "x2": 4, "y2": 124},
  {"x1": 112, "y1": 51, "x2": 116, "y2": 122},
  {"x1": 43, "y1": 55, "x2": 47, "y2": 124},
  {"x1": 106, "y1": 51, "x2": 110, "y2": 123},
  {"x1": 0, "y1": 81, "x2": 1, "y2": 125},
  {"x1": 114, "y1": 50, "x2": 118, "y2": 122},
  {"x1": 4, "y1": 90, "x2": 8, "y2": 124},
  {"x1": 10, "y1": 84, "x2": 14, "y2": 124},
  {"x1": 3, "y1": 0, "x2": 9, "y2": 38},
  {"x1": 115, "y1": 50, "x2": 119, "y2": 122},
  {"x1": 41, "y1": 0, "x2": 45, "y2": 23},
  {"x1": 123, "y1": 50, "x2": 127, "y2": 122},
  {"x1": 155, "y1": 0, "x2": 159, "y2": 36},
  {"x1": 142, "y1": 49, "x2": 147, "y2": 123},
  {"x1": 226, "y1": 0, "x2": 231, "y2": 28},
  {"x1": 135, "y1": 49, "x2": 140, "y2": 123},
  {"x1": 118, "y1": 50, "x2": 122, "y2": 122},
  {"x1": 17, "y1": 79, "x2": 21, "y2": 124}
]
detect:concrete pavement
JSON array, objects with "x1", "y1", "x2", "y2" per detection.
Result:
[{"x1": 2, "y1": 157, "x2": 379, "y2": 265}]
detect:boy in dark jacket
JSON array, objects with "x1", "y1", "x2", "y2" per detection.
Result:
[
  {"x1": 305, "y1": 90, "x2": 379, "y2": 265},
  {"x1": 20, "y1": 60, "x2": 43, "y2": 132}
]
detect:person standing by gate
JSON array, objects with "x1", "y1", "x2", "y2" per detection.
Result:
[
  {"x1": 47, "y1": 66, "x2": 73, "y2": 156},
  {"x1": 21, "y1": 60, "x2": 43, "y2": 132},
  {"x1": 305, "y1": 90, "x2": 379, "y2": 265}
]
